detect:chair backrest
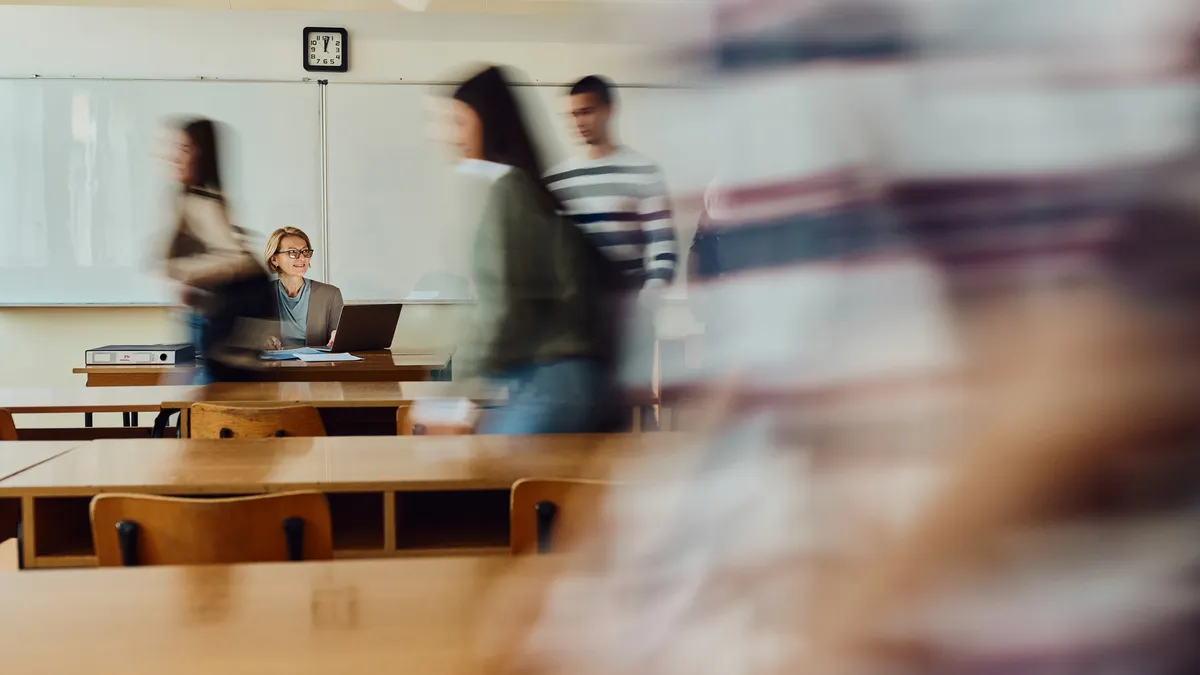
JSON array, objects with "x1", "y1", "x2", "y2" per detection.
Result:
[
  {"x1": 91, "y1": 491, "x2": 333, "y2": 566},
  {"x1": 190, "y1": 404, "x2": 325, "y2": 439},
  {"x1": 0, "y1": 408, "x2": 17, "y2": 441},
  {"x1": 510, "y1": 478, "x2": 611, "y2": 555}
]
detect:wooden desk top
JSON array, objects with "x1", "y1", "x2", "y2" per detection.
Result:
[
  {"x1": 0, "y1": 555, "x2": 529, "y2": 675},
  {"x1": 0, "y1": 433, "x2": 687, "y2": 496},
  {"x1": 72, "y1": 350, "x2": 454, "y2": 385},
  {"x1": 165, "y1": 381, "x2": 503, "y2": 410},
  {"x1": 0, "y1": 381, "x2": 499, "y2": 414},
  {"x1": 0, "y1": 442, "x2": 84, "y2": 481},
  {"x1": 0, "y1": 386, "x2": 198, "y2": 414}
]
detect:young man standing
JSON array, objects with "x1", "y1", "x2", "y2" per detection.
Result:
[{"x1": 546, "y1": 75, "x2": 678, "y2": 414}]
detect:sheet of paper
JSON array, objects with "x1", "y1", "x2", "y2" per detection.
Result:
[
  {"x1": 295, "y1": 351, "x2": 363, "y2": 363},
  {"x1": 261, "y1": 347, "x2": 325, "y2": 361}
]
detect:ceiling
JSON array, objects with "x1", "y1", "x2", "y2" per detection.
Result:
[{"x1": 0, "y1": 0, "x2": 627, "y2": 12}]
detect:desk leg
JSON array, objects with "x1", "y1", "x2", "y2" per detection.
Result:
[
  {"x1": 131, "y1": 412, "x2": 139, "y2": 427},
  {"x1": 20, "y1": 497, "x2": 35, "y2": 570},
  {"x1": 84, "y1": 413, "x2": 93, "y2": 428},
  {"x1": 122, "y1": 412, "x2": 130, "y2": 427}
]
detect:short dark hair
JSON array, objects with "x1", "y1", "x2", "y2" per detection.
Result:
[
  {"x1": 178, "y1": 118, "x2": 223, "y2": 193},
  {"x1": 569, "y1": 75, "x2": 616, "y2": 106}
]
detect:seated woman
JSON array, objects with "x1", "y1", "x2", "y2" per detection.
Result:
[{"x1": 262, "y1": 227, "x2": 344, "y2": 349}]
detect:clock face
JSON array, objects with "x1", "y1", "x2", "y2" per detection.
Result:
[{"x1": 304, "y1": 28, "x2": 347, "y2": 71}]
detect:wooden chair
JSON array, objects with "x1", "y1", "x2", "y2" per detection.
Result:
[
  {"x1": 91, "y1": 492, "x2": 333, "y2": 566},
  {"x1": 0, "y1": 408, "x2": 17, "y2": 441},
  {"x1": 396, "y1": 403, "x2": 473, "y2": 436},
  {"x1": 190, "y1": 403, "x2": 326, "y2": 439},
  {"x1": 510, "y1": 478, "x2": 611, "y2": 555}
]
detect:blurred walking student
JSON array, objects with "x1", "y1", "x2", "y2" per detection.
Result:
[
  {"x1": 161, "y1": 118, "x2": 275, "y2": 382},
  {"x1": 546, "y1": 75, "x2": 678, "y2": 404},
  {"x1": 448, "y1": 65, "x2": 622, "y2": 434}
]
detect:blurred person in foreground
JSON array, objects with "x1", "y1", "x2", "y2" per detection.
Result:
[
  {"x1": 448, "y1": 65, "x2": 623, "y2": 434},
  {"x1": 546, "y1": 76, "x2": 678, "y2": 416},
  {"x1": 474, "y1": 1, "x2": 1200, "y2": 675},
  {"x1": 162, "y1": 118, "x2": 275, "y2": 383}
]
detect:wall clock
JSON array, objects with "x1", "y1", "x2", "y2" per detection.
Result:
[{"x1": 304, "y1": 27, "x2": 348, "y2": 73}]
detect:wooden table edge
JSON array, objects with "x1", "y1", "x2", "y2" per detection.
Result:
[{"x1": 0, "y1": 478, "x2": 530, "y2": 497}]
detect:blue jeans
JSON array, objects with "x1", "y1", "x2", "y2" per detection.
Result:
[
  {"x1": 479, "y1": 358, "x2": 610, "y2": 435},
  {"x1": 187, "y1": 311, "x2": 211, "y2": 385}
]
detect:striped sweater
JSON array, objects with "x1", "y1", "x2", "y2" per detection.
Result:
[{"x1": 546, "y1": 147, "x2": 678, "y2": 288}]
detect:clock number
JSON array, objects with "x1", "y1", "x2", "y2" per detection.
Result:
[{"x1": 310, "y1": 40, "x2": 317, "y2": 45}]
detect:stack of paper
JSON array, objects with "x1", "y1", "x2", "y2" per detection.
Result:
[{"x1": 261, "y1": 348, "x2": 361, "y2": 362}]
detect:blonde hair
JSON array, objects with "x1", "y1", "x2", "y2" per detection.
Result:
[{"x1": 264, "y1": 227, "x2": 313, "y2": 275}]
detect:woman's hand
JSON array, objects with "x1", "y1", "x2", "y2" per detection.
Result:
[
  {"x1": 327, "y1": 330, "x2": 337, "y2": 348},
  {"x1": 265, "y1": 336, "x2": 283, "y2": 350}
]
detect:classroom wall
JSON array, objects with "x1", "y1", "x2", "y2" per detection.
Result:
[
  {"x1": 0, "y1": 6, "x2": 706, "y2": 83},
  {"x1": 0, "y1": 5, "x2": 705, "y2": 421}
]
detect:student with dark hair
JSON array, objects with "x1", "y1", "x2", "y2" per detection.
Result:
[
  {"x1": 546, "y1": 75, "x2": 678, "y2": 411},
  {"x1": 448, "y1": 65, "x2": 621, "y2": 434},
  {"x1": 162, "y1": 117, "x2": 275, "y2": 382}
]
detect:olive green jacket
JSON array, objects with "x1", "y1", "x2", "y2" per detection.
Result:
[{"x1": 465, "y1": 167, "x2": 601, "y2": 376}]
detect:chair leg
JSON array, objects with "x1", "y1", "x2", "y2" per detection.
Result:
[
  {"x1": 534, "y1": 501, "x2": 558, "y2": 554},
  {"x1": 151, "y1": 410, "x2": 176, "y2": 438},
  {"x1": 16, "y1": 520, "x2": 23, "y2": 570}
]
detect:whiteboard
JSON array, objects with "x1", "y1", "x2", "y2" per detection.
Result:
[
  {"x1": 325, "y1": 83, "x2": 718, "y2": 302},
  {"x1": 0, "y1": 79, "x2": 322, "y2": 305}
]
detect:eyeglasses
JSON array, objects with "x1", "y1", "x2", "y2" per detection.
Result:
[{"x1": 278, "y1": 248, "x2": 315, "y2": 259}]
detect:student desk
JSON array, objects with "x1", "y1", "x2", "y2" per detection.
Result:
[
  {"x1": 0, "y1": 555, "x2": 537, "y2": 675},
  {"x1": 0, "y1": 441, "x2": 87, "y2": 546},
  {"x1": 72, "y1": 349, "x2": 454, "y2": 387},
  {"x1": 71, "y1": 349, "x2": 454, "y2": 427},
  {"x1": 0, "y1": 433, "x2": 682, "y2": 568},
  {"x1": 0, "y1": 382, "x2": 497, "y2": 440},
  {"x1": 165, "y1": 381, "x2": 504, "y2": 437},
  {"x1": 0, "y1": 386, "x2": 197, "y2": 440}
]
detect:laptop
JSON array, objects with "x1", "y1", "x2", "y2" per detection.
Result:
[{"x1": 319, "y1": 303, "x2": 403, "y2": 353}]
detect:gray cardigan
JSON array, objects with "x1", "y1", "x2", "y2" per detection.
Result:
[{"x1": 274, "y1": 279, "x2": 344, "y2": 347}]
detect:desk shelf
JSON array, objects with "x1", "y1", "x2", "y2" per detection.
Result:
[
  {"x1": 394, "y1": 490, "x2": 510, "y2": 553},
  {"x1": 20, "y1": 487, "x2": 513, "y2": 568}
]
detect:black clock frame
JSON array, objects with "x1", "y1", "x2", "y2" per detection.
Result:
[{"x1": 303, "y1": 27, "x2": 349, "y2": 73}]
